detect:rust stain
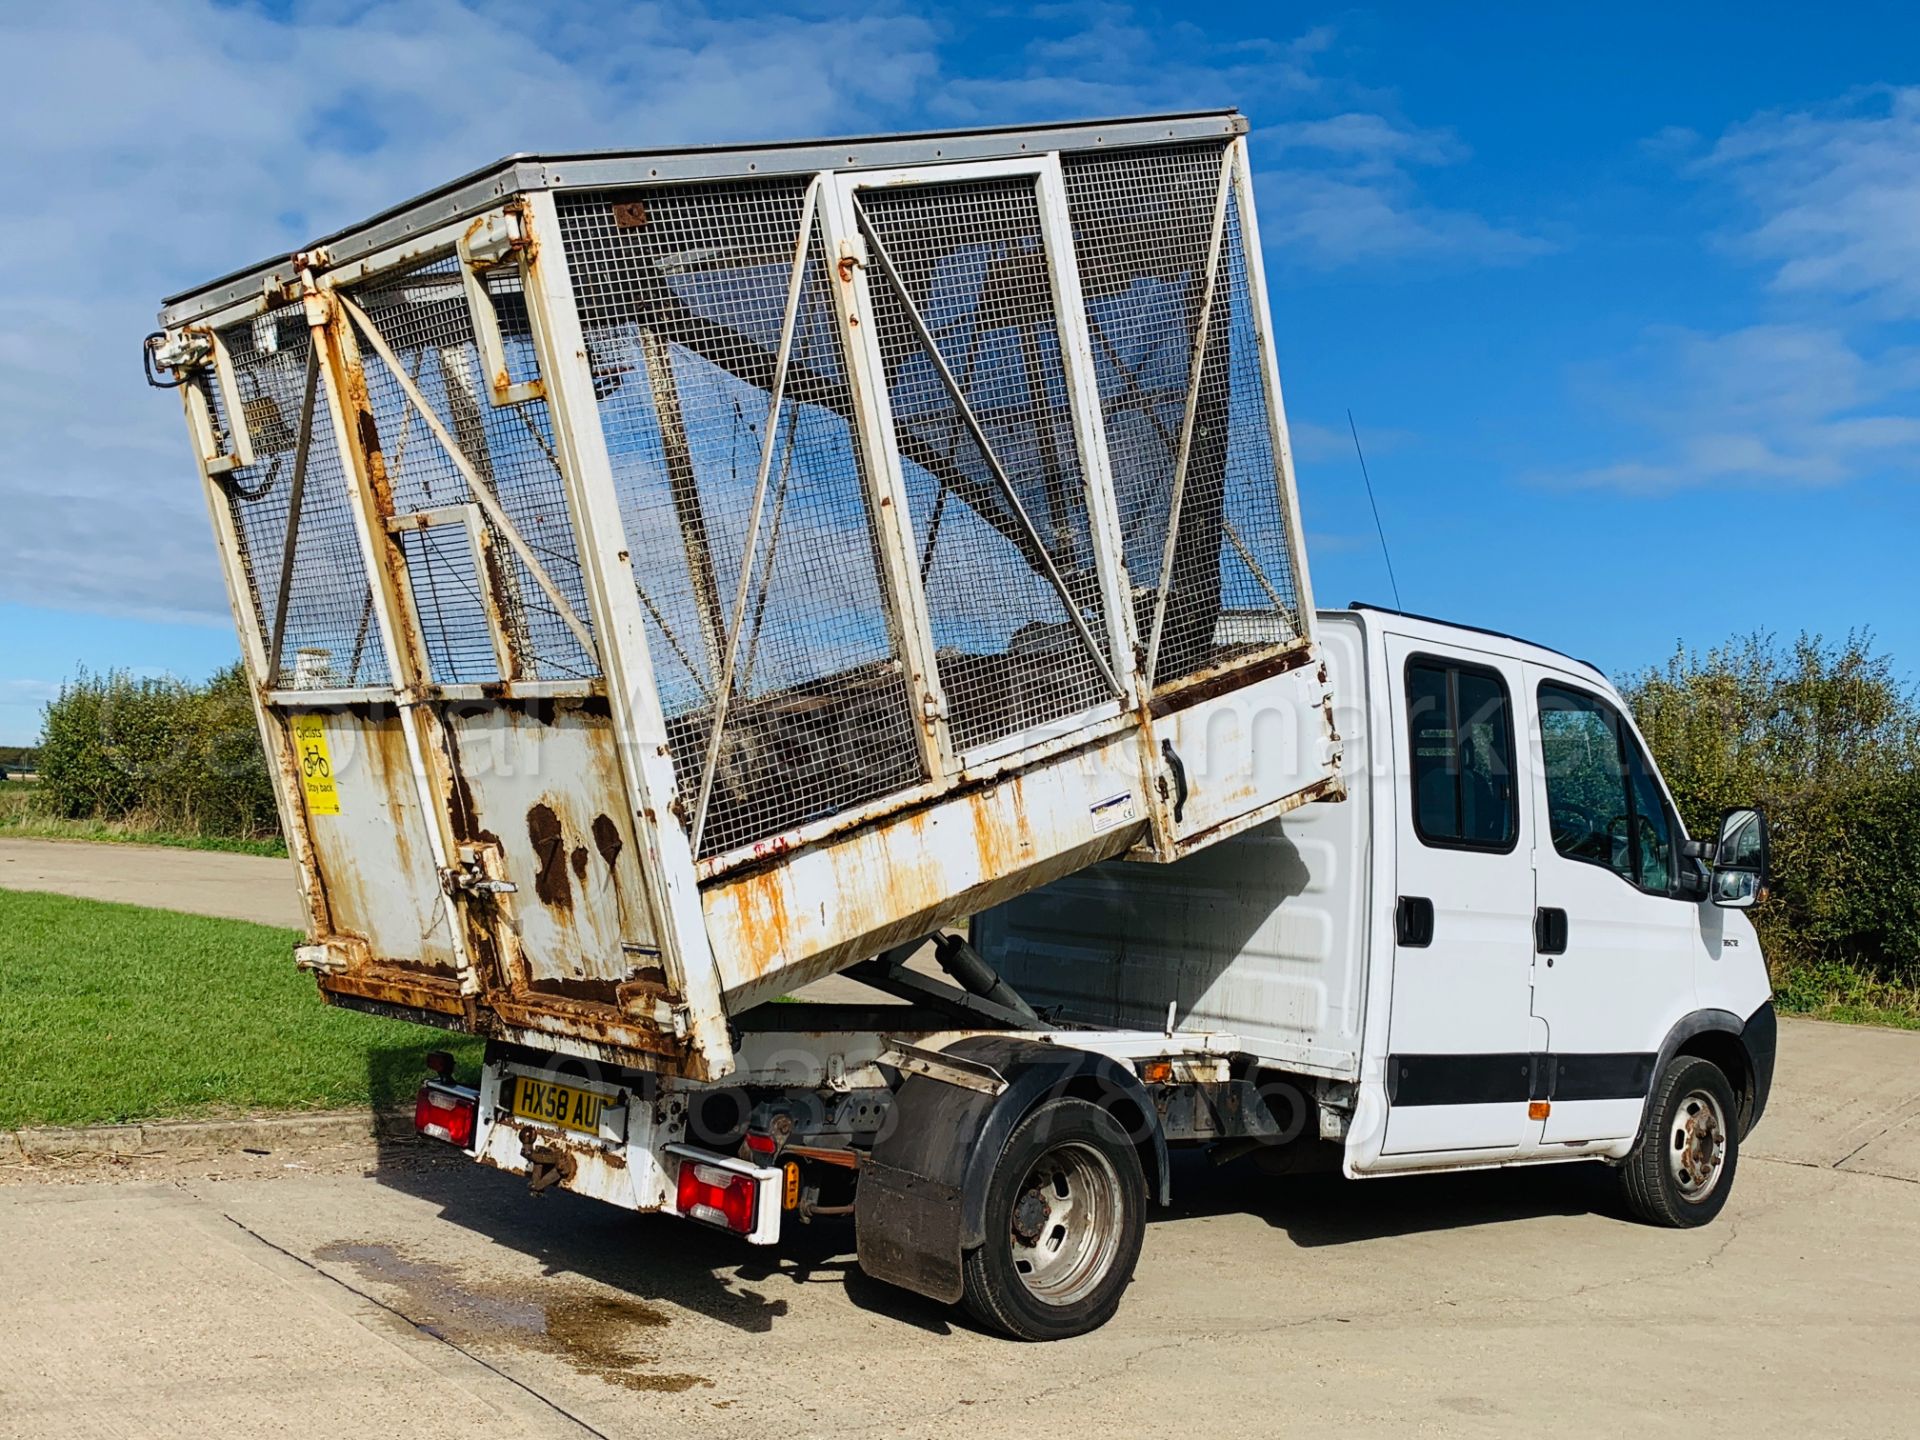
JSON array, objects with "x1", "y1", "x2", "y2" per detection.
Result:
[
  {"x1": 592, "y1": 813, "x2": 625, "y2": 870},
  {"x1": 969, "y1": 771, "x2": 1033, "y2": 879},
  {"x1": 321, "y1": 967, "x2": 465, "y2": 1015},
  {"x1": 531, "y1": 974, "x2": 620, "y2": 1006},
  {"x1": 527, "y1": 802, "x2": 573, "y2": 908},
  {"x1": 486, "y1": 994, "x2": 687, "y2": 1060},
  {"x1": 726, "y1": 867, "x2": 792, "y2": 981},
  {"x1": 1148, "y1": 635, "x2": 1314, "y2": 718},
  {"x1": 449, "y1": 769, "x2": 500, "y2": 848},
  {"x1": 570, "y1": 846, "x2": 589, "y2": 883}
]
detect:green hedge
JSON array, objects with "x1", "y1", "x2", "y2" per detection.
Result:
[
  {"x1": 28, "y1": 635, "x2": 1920, "y2": 1014},
  {"x1": 1625, "y1": 632, "x2": 1920, "y2": 993},
  {"x1": 37, "y1": 665, "x2": 279, "y2": 841}
]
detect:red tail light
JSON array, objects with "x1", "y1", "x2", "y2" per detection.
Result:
[
  {"x1": 415, "y1": 1081, "x2": 478, "y2": 1148},
  {"x1": 676, "y1": 1158, "x2": 759, "y2": 1234}
]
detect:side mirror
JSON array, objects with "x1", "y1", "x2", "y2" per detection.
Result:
[{"x1": 1710, "y1": 807, "x2": 1769, "y2": 909}]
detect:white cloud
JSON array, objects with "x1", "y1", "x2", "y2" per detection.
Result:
[
  {"x1": 0, "y1": 680, "x2": 61, "y2": 706},
  {"x1": 1547, "y1": 89, "x2": 1920, "y2": 496},
  {"x1": 1701, "y1": 85, "x2": 1920, "y2": 317},
  {"x1": 1254, "y1": 167, "x2": 1548, "y2": 267},
  {"x1": 0, "y1": 0, "x2": 943, "y2": 625},
  {"x1": 1287, "y1": 418, "x2": 1415, "y2": 464},
  {"x1": 1252, "y1": 110, "x2": 1548, "y2": 268},
  {"x1": 0, "y1": 1, "x2": 1545, "y2": 629},
  {"x1": 1544, "y1": 323, "x2": 1920, "y2": 494}
]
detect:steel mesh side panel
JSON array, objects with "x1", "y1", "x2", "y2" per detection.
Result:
[
  {"x1": 346, "y1": 253, "x2": 599, "y2": 684},
  {"x1": 1062, "y1": 144, "x2": 1302, "y2": 686},
  {"x1": 858, "y1": 178, "x2": 1112, "y2": 754},
  {"x1": 209, "y1": 306, "x2": 391, "y2": 689},
  {"x1": 557, "y1": 181, "x2": 923, "y2": 858}
]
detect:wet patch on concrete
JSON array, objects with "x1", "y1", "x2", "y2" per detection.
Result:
[{"x1": 315, "y1": 1240, "x2": 709, "y2": 1393}]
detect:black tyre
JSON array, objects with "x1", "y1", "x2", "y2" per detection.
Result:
[
  {"x1": 1618, "y1": 1055, "x2": 1740, "y2": 1228},
  {"x1": 960, "y1": 1097, "x2": 1146, "y2": 1341}
]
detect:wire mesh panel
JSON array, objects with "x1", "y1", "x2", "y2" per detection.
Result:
[
  {"x1": 345, "y1": 252, "x2": 599, "y2": 684},
  {"x1": 209, "y1": 305, "x2": 391, "y2": 689},
  {"x1": 557, "y1": 180, "x2": 924, "y2": 858},
  {"x1": 1062, "y1": 142, "x2": 1302, "y2": 687},
  {"x1": 855, "y1": 175, "x2": 1115, "y2": 754}
]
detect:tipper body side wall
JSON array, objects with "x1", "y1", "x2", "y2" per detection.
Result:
[{"x1": 156, "y1": 112, "x2": 1337, "y2": 1076}]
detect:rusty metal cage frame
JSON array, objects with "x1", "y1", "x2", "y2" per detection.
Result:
[{"x1": 159, "y1": 112, "x2": 1325, "y2": 1081}]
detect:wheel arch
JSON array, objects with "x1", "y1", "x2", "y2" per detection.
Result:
[
  {"x1": 854, "y1": 1036, "x2": 1168, "y2": 1306},
  {"x1": 1643, "y1": 1005, "x2": 1772, "y2": 1141}
]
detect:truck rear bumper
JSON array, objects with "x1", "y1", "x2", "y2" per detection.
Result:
[{"x1": 455, "y1": 1057, "x2": 786, "y2": 1245}]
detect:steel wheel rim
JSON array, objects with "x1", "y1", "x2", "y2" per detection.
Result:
[
  {"x1": 1667, "y1": 1088, "x2": 1729, "y2": 1201},
  {"x1": 1007, "y1": 1140, "x2": 1124, "y2": 1306}
]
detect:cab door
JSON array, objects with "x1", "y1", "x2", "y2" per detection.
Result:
[
  {"x1": 1380, "y1": 634, "x2": 1542, "y2": 1155},
  {"x1": 1524, "y1": 665, "x2": 1701, "y2": 1143}
]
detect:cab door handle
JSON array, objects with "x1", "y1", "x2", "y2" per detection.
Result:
[
  {"x1": 1535, "y1": 907, "x2": 1569, "y2": 955},
  {"x1": 1396, "y1": 896, "x2": 1435, "y2": 948}
]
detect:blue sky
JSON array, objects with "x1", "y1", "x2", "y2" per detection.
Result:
[{"x1": 3, "y1": 1, "x2": 1916, "y2": 743}]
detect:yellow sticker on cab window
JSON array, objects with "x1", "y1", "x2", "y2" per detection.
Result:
[{"x1": 290, "y1": 714, "x2": 340, "y2": 816}]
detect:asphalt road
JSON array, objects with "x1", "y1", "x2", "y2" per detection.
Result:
[
  {"x1": 0, "y1": 836, "x2": 303, "y2": 928},
  {"x1": 3, "y1": 1016, "x2": 1916, "y2": 1438}
]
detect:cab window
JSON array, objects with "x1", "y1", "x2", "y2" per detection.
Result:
[
  {"x1": 1538, "y1": 682, "x2": 1675, "y2": 895},
  {"x1": 1406, "y1": 657, "x2": 1517, "y2": 851}
]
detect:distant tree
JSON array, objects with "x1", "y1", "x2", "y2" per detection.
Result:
[
  {"x1": 37, "y1": 665, "x2": 278, "y2": 840},
  {"x1": 1624, "y1": 632, "x2": 1920, "y2": 988}
]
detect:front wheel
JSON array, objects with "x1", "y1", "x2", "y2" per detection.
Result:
[
  {"x1": 1618, "y1": 1055, "x2": 1740, "y2": 1228},
  {"x1": 960, "y1": 1097, "x2": 1146, "y2": 1340}
]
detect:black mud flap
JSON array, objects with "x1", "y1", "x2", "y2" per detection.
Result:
[
  {"x1": 854, "y1": 1036, "x2": 1166, "y2": 1306},
  {"x1": 855, "y1": 1162, "x2": 971, "y2": 1304}
]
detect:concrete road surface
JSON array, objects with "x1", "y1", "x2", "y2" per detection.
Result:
[
  {"x1": 0, "y1": 837, "x2": 302, "y2": 928},
  {"x1": 3, "y1": 1016, "x2": 1916, "y2": 1438}
]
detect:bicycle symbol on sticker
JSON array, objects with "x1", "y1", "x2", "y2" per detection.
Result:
[{"x1": 290, "y1": 715, "x2": 341, "y2": 816}]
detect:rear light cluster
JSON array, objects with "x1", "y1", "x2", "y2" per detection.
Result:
[
  {"x1": 676, "y1": 1159, "x2": 759, "y2": 1234},
  {"x1": 415, "y1": 1080, "x2": 479, "y2": 1148}
]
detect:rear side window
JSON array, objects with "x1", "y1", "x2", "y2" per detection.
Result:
[{"x1": 1405, "y1": 657, "x2": 1518, "y2": 851}]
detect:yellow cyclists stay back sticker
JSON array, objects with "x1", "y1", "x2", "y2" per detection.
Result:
[{"x1": 290, "y1": 714, "x2": 340, "y2": 815}]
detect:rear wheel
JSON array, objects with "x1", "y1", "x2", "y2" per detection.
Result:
[
  {"x1": 960, "y1": 1097, "x2": 1145, "y2": 1340},
  {"x1": 1618, "y1": 1055, "x2": 1740, "y2": 1228}
]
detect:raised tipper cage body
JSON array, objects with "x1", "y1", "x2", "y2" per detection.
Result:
[{"x1": 154, "y1": 111, "x2": 1340, "y2": 1079}]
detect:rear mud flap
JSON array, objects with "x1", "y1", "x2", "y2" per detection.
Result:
[{"x1": 854, "y1": 1163, "x2": 968, "y2": 1305}]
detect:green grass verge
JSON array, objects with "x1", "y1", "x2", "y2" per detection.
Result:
[
  {"x1": 1773, "y1": 958, "x2": 1920, "y2": 1031},
  {"x1": 0, "y1": 888, "x2": 477, "y2": 1130},
  {"x1": 0, "y1": 783, "x2": 287, "y2": 858}
]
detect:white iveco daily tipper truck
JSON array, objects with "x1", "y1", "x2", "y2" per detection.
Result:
[{"x1": 151, "y1": 111, "x2": 1775, "y2": 1341}]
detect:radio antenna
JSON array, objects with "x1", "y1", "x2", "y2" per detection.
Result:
[{"x1": 1348, "y1": 408, "x2": 1402, "y2": 609}]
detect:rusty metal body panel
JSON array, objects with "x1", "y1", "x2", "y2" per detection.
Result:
[{"x1": 155, "y1": 110, "x2": 1335, "y2": 1081}]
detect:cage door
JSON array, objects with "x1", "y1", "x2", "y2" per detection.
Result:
[{"x1": 832, "y1": 161, "x2": 1134, "y2": 762}]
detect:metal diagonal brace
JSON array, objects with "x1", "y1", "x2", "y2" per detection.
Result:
[
  {"x1": 1145, "y1": 148, "x2": 1236, "y2": 684},
  {"x1": 334, "y1": 290, "x2": 598, "y2": 663},
  {"x1": 690, "y1": 176, "x2": 824, "y2": 854},
  {"x1": 851, "y1": 194, "x2": 1124, "y2": 700},
  {"x1": 264, "y1": 340, "x2": 322, "y2": 687},
  {"x1": 1085, "y1": 317, "x2": 1293, "y2": 621}
]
